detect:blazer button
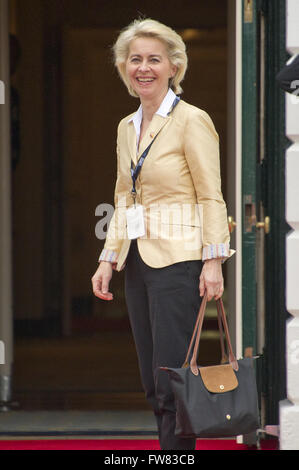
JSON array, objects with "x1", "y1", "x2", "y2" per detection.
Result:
[{"x1": 150, "y1": 132, "x2": 155, "y2": 138}]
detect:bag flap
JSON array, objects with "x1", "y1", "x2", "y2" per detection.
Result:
[{"x1": 199, "y1": 363, "x2": 238, "y2": 393}]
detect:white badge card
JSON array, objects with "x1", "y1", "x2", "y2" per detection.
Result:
[{"x1": 126, "y1": 204, "x2": 146, "y2": 239}]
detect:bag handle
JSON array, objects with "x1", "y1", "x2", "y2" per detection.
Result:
[
  {"x1": 182, "y1": 292, "x2": 207, "y2": 369},
  {"x1": 214, "y1": 298, "x2": 239, "y2": 371},
  {"x1": 216, "y1": 300, "x2": 229, "y2": 365},
  {"x1": 182, "y1": 292, "x2": 227, "y2": 368},
  {"x1": 182, "y1": 292, "x2": 239, "y2": 375}
]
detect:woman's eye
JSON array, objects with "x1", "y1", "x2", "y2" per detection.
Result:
[{"x1": 129, "y1": 57, "x2": 160, "y2": 64}]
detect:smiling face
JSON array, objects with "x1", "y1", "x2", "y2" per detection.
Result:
[{"x1": 126, "y1": 37, "x2": 177, "y2": 102}]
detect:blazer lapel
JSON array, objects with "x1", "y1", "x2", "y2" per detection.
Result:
[
  {"x1": 127, "y1": 122, "x2": 137, "y2": 165},
  {"x1": 127, "y1": 114, "x2": 171, "y2": 165},
  {"x1": 137, "y1": 114, "x2": 170, "y2": 161}
]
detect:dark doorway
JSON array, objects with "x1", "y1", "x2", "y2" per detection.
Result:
[{"x1": 11, "y1": 0, "x2": 228, "y2": 410}]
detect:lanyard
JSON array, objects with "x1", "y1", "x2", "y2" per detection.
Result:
[{"x1": 130, "y1": 96, "x2": 180, "y2": 202}]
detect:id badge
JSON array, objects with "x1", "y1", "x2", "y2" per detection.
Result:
[{"x1": 126, "y1": 204, "x2": 145, "y2": 239}]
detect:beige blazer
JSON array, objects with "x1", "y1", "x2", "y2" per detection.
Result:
[{"x1": 101, "y1": 99, "x2": 232, "y2": 271}]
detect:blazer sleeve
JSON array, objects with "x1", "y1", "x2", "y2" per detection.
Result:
[
  {"x1": 98, "y1": 125, "x2": 127, "y2": 265},
  {"x1": 184, "y1": 108, "x2": 232, "y2": 260}
]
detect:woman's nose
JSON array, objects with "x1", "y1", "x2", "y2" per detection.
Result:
[{"x1": 138, "y1": 61, "x2": 150, "y2": 72}]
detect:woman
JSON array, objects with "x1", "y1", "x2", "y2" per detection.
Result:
[{"x1": 91, "y1": 18, "x2": 233, "y2": 450}]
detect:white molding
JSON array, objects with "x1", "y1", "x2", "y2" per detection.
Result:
[
  {"x1": 280, "y1": 0, "x2": 299, "y2": 451},
  {"x1": 286, "y1": 231, "x2": 299, "y2": 316},
  {"x1": 280, "y1": 400, "x2": 299, "y2": 450},
  {"x1": 286, "y1": 317, "x2": 299, "y2": 403},
  {"x1": 286, "y1": 95, "x2": 299, "y2": 143},
  {"x1": 286, "y1": 144, "x2": 299, "y2": 230},
  {"x1": 287, "y1": 0, "x2": 299, "y2": 54}
]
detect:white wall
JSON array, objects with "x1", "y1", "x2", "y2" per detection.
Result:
[{"x1": 279, "y1": 0, "x2": 299, "y2": 451}]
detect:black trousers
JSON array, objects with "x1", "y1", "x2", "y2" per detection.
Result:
[{"x1": 124, "y1": 240, "x2": 203, "y2": 450}]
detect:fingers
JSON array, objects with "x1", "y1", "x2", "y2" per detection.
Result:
[
  {"x1": 200, "y1": 273, "x2": 219, "y2": 301},
  {"x1": 93, "y1": 278, "x2": 113, "y2": 301},
  {"x1": 99, "y1": 292, "x2": 113, "y2": 301},
  {"x1": 203, "y1": 285, "x2": 223, "y2": 301},
  {"x1": 202, "y1": 287, "x2": 223, "y2": 301},
  {"x1": 214, "y1": 285, "x2": 224, "y2": 301},
  {"x1": 99, "y1": 274, "x2": 113, "y2": 300},
  {"x1": 91, "y1": 263, "x2": 113, "y2": 301},
  {"x1": 199, "y1": 274, "x2": 206, "y2": 298},
  {"x1": 199, "y1": 263, "x2": 224, "y2": 301}
]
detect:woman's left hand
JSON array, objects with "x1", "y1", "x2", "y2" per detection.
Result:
[{"x1": 199, "y1": 258, "x2": 224, "y2": 301}]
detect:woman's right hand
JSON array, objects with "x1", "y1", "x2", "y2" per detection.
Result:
[{"x1": 91, "y1": 261, "x2": 113, "y2": 301}]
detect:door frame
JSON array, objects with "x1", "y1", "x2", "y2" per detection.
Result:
[
  {"x1": 227, "y1": 0, "x2": 288, "y2": 430},
  {"x1": 227, "y1": 0, "x2": 243, "y2": 362},
  {"x1": 262, "y1": 0, "x2": 288, "y2": 426}
]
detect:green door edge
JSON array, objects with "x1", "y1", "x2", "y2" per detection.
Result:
[
  {"x1": 242, "y1": 0, "x2": 258, "y2": 356},
  {"x1": 242, "y1": 0, "x2": 288, "y2": 426}
]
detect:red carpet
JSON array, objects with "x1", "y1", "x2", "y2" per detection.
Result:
[{"x1": 0, "y1": 438, "x2": 278, "y2": 450}]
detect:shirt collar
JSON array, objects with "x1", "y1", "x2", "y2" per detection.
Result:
[
  {"x1": 127, "y1": 88, "x2": 177, "y2": 128},
  {"x1": 156, "y1": 88, "x2": 177, "y2": 117}
]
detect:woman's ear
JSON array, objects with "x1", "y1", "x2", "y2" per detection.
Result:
[{"x1": 170, "y1": 64, "x2": 177, "y2": 78}]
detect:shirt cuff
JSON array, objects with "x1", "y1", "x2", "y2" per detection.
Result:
[
  {"x1": 202, "y1": 243, "x2": 231, "y2": 262},
  {"x1": 98, "y1": 248, "x2": 118, "y2": 264}
]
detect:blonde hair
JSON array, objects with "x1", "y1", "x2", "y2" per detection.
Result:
[{"x1": 113, "y1": 18, "x2": 188, "y2": 97}]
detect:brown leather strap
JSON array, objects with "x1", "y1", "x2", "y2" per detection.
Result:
[
  {"x1": 184, "y1": 293, "x2": 238, "y2": 375},
  {"x1": 181, "y1": 292, "x2": 208, "y2": 368},
  {"x1": 182, "y1": 293, "x2": 227, "y2": 368},
  {"x1": 216, "y1": 300, "x2": 228, "y2": 364},
  {"x1": 216, "y1": 298, "x2": 238, "y2": 371}
]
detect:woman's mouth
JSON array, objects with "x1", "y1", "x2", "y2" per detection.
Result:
[{"x1": 136, "y1": 77, "x2": 155, "y2": 84}]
